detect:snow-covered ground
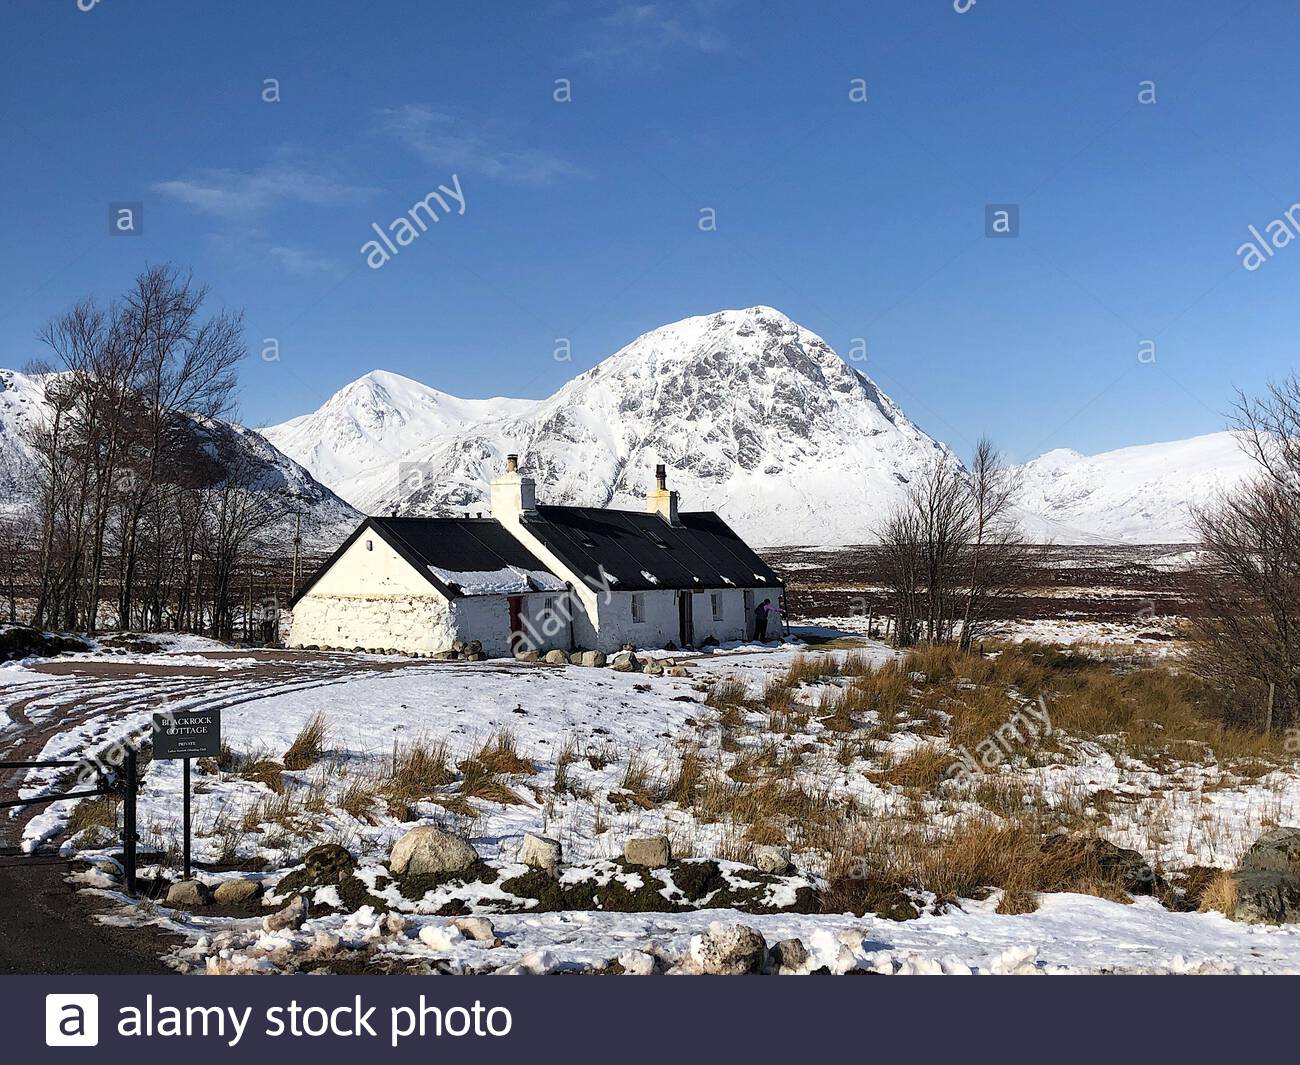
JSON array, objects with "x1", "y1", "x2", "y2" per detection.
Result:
[{"x1": 5, "y1": 632, "x2": 1300, "y2": 975}]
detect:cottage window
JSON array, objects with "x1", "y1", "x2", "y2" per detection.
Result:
[
  {"x1": 366, "y1": 539, "x2": 373, "y2": 551},
  {"x1": 631, "y1": 593, "x2": 645, "y2": 624},
  {"x1": 711, "y1": 593, "x2": 723, "y2": 620}
]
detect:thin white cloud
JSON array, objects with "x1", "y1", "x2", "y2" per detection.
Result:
[
  {"x1": 266, "y1": 244, "x2": 342, "y2": 276},
  {"x1": 581, "y1": 1, "x2": 730, "y2": 64},
  {"x1": 153, "y1": 153, "x2": 372, "y2": 220},
  {"x1": 379, "y1": 105, "x2": 587, "y2": 186}
]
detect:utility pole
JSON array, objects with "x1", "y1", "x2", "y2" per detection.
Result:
[{"x1": 291, "y1": 512, "x2": 302, "y2": 596}]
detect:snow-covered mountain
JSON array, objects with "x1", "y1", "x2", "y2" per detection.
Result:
[
  {"x1": 1011, "y1": 432, "x2": 1255, "y2": 544},
  {"x1": 265, "y1": 307, "x2": 1261, "y2": 547},
  {"x1": 0, "y1": 367, "x2": 359, "y2": 547},
  {"x1": 264, "y1": 307, "x2": 953, "y2": 546}
]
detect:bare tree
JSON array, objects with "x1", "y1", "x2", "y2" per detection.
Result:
[
  {"x1": 1191, "y1": 376, "x2": 1300, "y2": 729},
  {"x1": 877, "y1": 440, "x2": 1029, "y2": 648}
]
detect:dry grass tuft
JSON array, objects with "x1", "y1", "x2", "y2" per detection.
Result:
[
  {"x1": 283, "y1": 713, "x2": 329, "y2": 771},
  {"x1": 1197, "y1": 871, "x2": 1240, "y2": 916}
]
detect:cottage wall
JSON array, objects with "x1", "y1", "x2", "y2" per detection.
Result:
[{"x1": 288, "y1": 532, "x2": 578, "y2": 656}]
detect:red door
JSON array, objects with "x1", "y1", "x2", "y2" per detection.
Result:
[
  {"x1": 508, "y1": 595, "x2": 525, "y2": 654},
  {"x1": 678, "y1": 591, "x2": 694, "y2": 647}
]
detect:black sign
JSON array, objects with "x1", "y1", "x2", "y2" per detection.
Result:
[{"x1": 152, "y1": 709, "x2": 221, "y2": 760}]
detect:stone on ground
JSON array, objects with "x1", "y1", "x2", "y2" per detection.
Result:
[
  {"x1": 165, "y1": 879, "x2": 212, "y2": 908},
  {"x1": 389, "y1": 825, "x2": 480, "y2": 877},
  {"x1": 752, "y1": 844, "x2": 793, "y2": 875},
  {"x1": 304, "y1": 843, "x2": 354, "y2": 883},
  {"x1": 450, "y1": 916, "x2": 497, "y2": 944},
  {"x1": 518, "y1": 832, "x2": 563, "y2": 876},
  {"x1": 263, "y1": 895, "x2": 309, "y2": 932},
  {"x1": 543, "y1": 649, "x2": 569, "y2": 665},
  {"x1": 624, "y1": 835, "x2": 671, "y2": 868},
  {"x1": 213, "y1": 878, "x2": 264, "y2": 906},
  {"x1": 689, "y1": 922, "x2": 767, "y2": 975}
]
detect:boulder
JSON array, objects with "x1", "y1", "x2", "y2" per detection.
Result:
[
  {"x1": 644, "y1": 660, "x2": 665, "y2": 677},
  {"x1": 518, "y1": 832, "x2": 563, "y2": 876},
  {"x1": 611, "y1": 650, "x2": 640, "y2": 673},
  {"x1": 165, "y1": 879, "x2": 212, "y2": 908},
  {"x1": 770, "y1": 937, "x2": 810, "y2": 973},
  {"x1": 624, "y1": 835, "x2": 671, "y2": 868},
  {"x1": 450, "y1": 915, "x2": 497, "y2": 944},
  {"x1": 303, "y1": 843, "x2": 354, "y2": 884},
  {"x1": 452, "y1": 639, "x2": 466, "y2": 653},
  {"x1": 1231, "y1": 869, "x2": 1300, "y2": 924},
  {"x1": 431, "y1": 650, "x2": 458, "y2": 661},
  {"x1": 689, "y1": 921, "x2": 767, "y2": 975},
  {"x1": 467, "y1": 640, "x2": 483, "y2": 656},
  {"x1": 1238, "y1": 827, "x2": 1300, "y2": 875},
  {"x1": 752, "y1": 844, "x2": 793, "y2": 875},
  {"x1": 543, "y1": 649, "x2": 570, "y2": 665},
  {"x1": 389, "y1": 825, "x2": 480, "y2": 877},
  {"x1": 263, "y1": 895, "x2": 309, "y2": 932},
  {"x1": 213, "y1": 878, "x2": 264, "y2": 906},
  {"x1": 514, "y1": 649, "x2": 542, "y2": 663},
  {"x1": 579, "y1": 650, "x2": 607, "y2": 668},
  {"x1": 1041, "y1": 834, "x2": 1158, "y2": 894},
  {"x1": 668, "y1": 666, "x2": 691, "y2": 678}
]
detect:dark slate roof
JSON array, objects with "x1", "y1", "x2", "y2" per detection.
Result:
[
  {"x1": 289, "y1": 516, "x2": 563, "y2": 606},
  {"x1": 522, "y1": 506, "x2": 784, "y2": 593}
]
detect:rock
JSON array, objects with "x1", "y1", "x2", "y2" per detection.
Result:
[
  {"x1": 543, "y1": 649, "x2": 569, "y2": 665},
  {"x1": 611, "y1": 650, "x2": 640, "y2": 673},
  {"x1": 419, "y1": 923, "x2": 464, "y2": 951},
  {"x1": 432, "y1": 650, "x2": 458, "y2": 660},
  {"x1": 624, "y1": 835, "x2": 671, "y2": 868},
  {"x1": 514, "y1": 649, "x2": 542, "y2": 663},
  {"x1": 467, "y1": 651, "x2": 487, "y2": 662},
  {"x1": 664, "y1": 641, "x2": 679, "y2": 652},
  {"x1": 467, "y1": 640, "x2": 483, "y2": 656},
  {"x1": 689, "y1": 921, "x2": 767, "y2": 975},
  {"x1": 389, "y1": 826, "x2": 480, "y2": 877},
  {"x1": 668, "y1": 666, "x2": 690, "y2": 678},
  {"x1": 303, "y1": 843, "x2": 354, "y2": 884},
  {"x1": 165, "y1": 879, "x2": 212, "y2": 908},
  {"x1": 384, "y1": 912, "x2": 408, "y2": 935},
  {"x1": 263, "y1": 895, "x2": 309, "y2": 932},
  {"x1": 1238, "y1": 827, "x2": 1300, "y2": 875},
  {"x1": 1040, "y1": 834, "x2": 1158, "y2": 894},
  {"x1": 452, "y1": 639, "x2": 466, "y2": 653},
  {"x1": 752, "y1": 844, "x2": 793, "y2": 875},
  {"x1": 450, "y1": 916, "x2": 497, "y2": 944},
  {"x1": 579, "y1": 650, "x2": 607, "y2": 668},
  {"x1": 701, "y1": 636, "x2": 719, "y2": 648},
  {"x1": 770, "y1": 937, "x2": 809, "y2": 973},
  {"x1": 644, "y1": 660, "x2": 665, "y2": 676},
  {"x1": 518, "y1": 832, "x2": 563, "y2": 876},
  {"x1": 1231, "y1": 869, "x2": 1300, "y2": 924},
  {"x1": 213, "y1": 878, "x2": 264, "y2": 906},
  {"x1": 617, "y1": 949, "x2": 658, "y2": 975}
]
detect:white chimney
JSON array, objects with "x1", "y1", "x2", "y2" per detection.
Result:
[
  {"x1": 647, "y1": 463, "x2": 680, "y2": 525},
  {"x1": 490, "y1": 453, "x2": 536, "y2": 521}
]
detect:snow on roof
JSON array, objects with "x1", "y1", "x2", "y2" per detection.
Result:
[{"x1": 428, "y1": 565, "x2": 567, "y2": 596}]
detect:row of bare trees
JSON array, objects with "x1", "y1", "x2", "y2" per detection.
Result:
[
  {"x1": 877, "y1": 438, "x2": 1030, "y2": 648},
  {"x1": 18, "y1": 265, "x2": 285, "y2": 638}
]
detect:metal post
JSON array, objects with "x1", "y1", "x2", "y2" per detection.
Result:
[
  {"x1": 123, "y1": 749, "x2": 137, "y2": 898},
  {"x1": 183, "y1": 757, "x2": 192, "y2": 880}
]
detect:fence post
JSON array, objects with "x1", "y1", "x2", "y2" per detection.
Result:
[
  {"x1": 1266, "y1": 681, "x2": 1276, "y2": 735},
  {"x1": 122, "y1": 749, "x2": 137, "y2": 898}
]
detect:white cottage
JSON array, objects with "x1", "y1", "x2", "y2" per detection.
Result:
[{"x1": 288, "y1": 458, "x2": 784, "y2": 657}]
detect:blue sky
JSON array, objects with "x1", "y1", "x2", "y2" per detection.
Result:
[{"x1": 1, "y1": 0, "x2": 1296, "y2": 461}]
